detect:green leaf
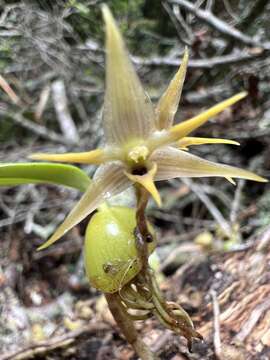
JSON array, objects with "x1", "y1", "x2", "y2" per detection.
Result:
[{"x1": 0, "y1": 163, "x2": 91, "y2": 192}]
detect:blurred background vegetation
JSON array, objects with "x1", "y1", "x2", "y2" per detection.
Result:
[{"x1": 0, "y1": 1, "x2": 269, "y2": 359}]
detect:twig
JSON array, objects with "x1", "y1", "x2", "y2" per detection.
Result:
[
  {"x1": 35, "y1": 84, "x2": 51, "y2": 121},
  {"x1": 182, "y1": 179, "x2": 232, "y2": 238},
  {"x1": 238, "y1": 0, "x2": 268, "y2": 31},
  {"x1": 185, "y1": 85, "x2": 230, "y2": 104},
  {"x1": 222, "y1": 0, "x2": 240, "y2": 23},
  {"x1": 206, "y1": 0, "x2": 214, "y2": 12},
  {"x1": 229, "y1": 179, "x2": 244, "y2": 224},
  {"x1": 24, "y1": 186, "x2": 44, "y2": 234},
  {"x1": 162, "y1": 2, "x2": 190, "y2": 46},
  {"x1": 210, "y1": 289, "x2": 222, "y2": 359},
  {"x1": 52, "y1": 79, "x2": 79, "y2": 143},
  {"x1": 234, "y1": 297, "x2": 270, "y2": 342},
  {"x1": 0, "y1": 109, "x2": 70, "y2": 145},
  {"x1": 79, "y1": 34, "x2": 269, "y2": 69},
  {"x1": 169, "y1": 0, "x2": 270, "y2": 49},
  {"x1": 160, "y1": 243, "x2": 201, "y2": 272},
  {"x1": 151, "y1": 330, "x2": 172, "y2": 353},
  {"x1": 0, "y1": 323, "x2": 108, "y2": 360},
  {"x1": 172, "y1": 3, "x2": 194, "y2": 44},
  {"x1": 132, "y1": 49, "x2": 268, "y2": 69},
  {"x1": 171, "y1": 258, "x2": 199, "y2": 290},
  {"x1": 256, "y1": 226, "x2": 270, "y2": 252},
  {"x1": 0, "y1": 75, "x2": 22, "y2": 105}
]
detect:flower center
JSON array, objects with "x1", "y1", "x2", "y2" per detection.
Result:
[{"x1": 128, "y1": 145, "x2": 149, "y2": 164}]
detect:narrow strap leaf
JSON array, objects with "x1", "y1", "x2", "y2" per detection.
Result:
[{"x1": 0, "y1": 163, "x2": 91, "y2": 192}]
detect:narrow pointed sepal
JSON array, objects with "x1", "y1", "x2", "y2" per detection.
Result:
[
  {"x1": 151, "y1": 147, "x2": 267, "y2": 183},
  {"x1": 168, "y1": 92, "x2": 247, "y2": 143},
  {"x1": 226, "y1": 177, "x2": 236, "y2": 185},
  {"x1": 37, "y1": 163, "x2": 131, "y2": 250},
  {"x1": 125, "y1": 163, "x2": 161, "y2": 206},
  {"x1": 178, "y1": 137, "x2": 240, "y2": 149},
  {"x1": 102, "y1": 4, "x2": 155, "y2": 145},
  {"x1": 156, "y1": 48, "x2": 189, "y2": 130},
  {"x1": 30, "y1": 149, "x2": 106, "y2": 165}
]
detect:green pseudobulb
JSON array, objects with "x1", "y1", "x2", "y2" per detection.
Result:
[{"x1": 84, "y1": 206, "x2": 156, "y2": 293}]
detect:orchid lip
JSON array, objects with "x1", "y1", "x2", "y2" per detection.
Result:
[{"x1": 131, "y1": 165, "x2": 148, "y2": 176}]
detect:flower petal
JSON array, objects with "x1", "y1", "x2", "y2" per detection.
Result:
[
  {"x1": 152, "y1": 147, "x2": 267, "y2": 182},
  {"x1": 147, "y1": 92, "x2": 247, "y2": 151},
  {"x1": 156, "y1": 48, "x2": 188, "y2": 130},
  {"x1": 178, "y1": 137, "x2": 239, "y2": 149},
  {"x1": 102, "y1": 4, "x2": 155, "y2": 145},
  {"x1": 125, "y1": 163, "x2": 161, "y2": 206},
  {"x1": 30, "y1": 149, "x2": 106, "y2": 164},
  {"x1": 37, "y1": 162, "x2": 131, "y2": 250},
  {"x1": 168, "y1": 92, "x2": 247, "y2": 142}
]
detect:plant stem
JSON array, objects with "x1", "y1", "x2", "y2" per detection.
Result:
[
  {"x1": 135, "y1": 185, "x2": 151, "y2": 274},
  {"x1": 105, "y1": 292, "x2": 158, "y2": 360}
]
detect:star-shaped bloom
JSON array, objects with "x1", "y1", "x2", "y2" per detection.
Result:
[{"x1": 31, "y1": 5, "x2": 267, "y2": 250}]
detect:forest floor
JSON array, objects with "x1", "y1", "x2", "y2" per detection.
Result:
[{"x1": 0, "y1": 217, "x2": 269, "y2": 360}]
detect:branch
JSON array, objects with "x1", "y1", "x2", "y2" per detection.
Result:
[
  {"x1": 162, "y1": 2, "x2": 191, "y2": 46},
  {"x1": 0, "y1": 75, "x2": 22, "y2": 105},
  {"x1": 0, "y1": 323, "x2": 108, "y2": 360},
  {"x1": 81, "y1": 36, "x2": 269, "y2": 70},
  {"x1": 238, "y1": 0, "x2": 269, "y2": 31},
  {"x1": 0, "y1": 110, "x2": 71, "y2": 145},
  {"x1": 169, "y1": 0, "x2": 270, "y2": 49},
  {"x1": 132, "y1": 49, "x2": 268, "y2": 69},
  {"x1": 210, "y1": 290, "x2": 222, "y2": 360},
  {"x1": 182, "y1": 178, "x2": 232, "y2": 238},
  {"x1": 234, "y1": 297, "x2": 270, "y2": 342},
  {"x1": 52, "y1": 80, "x2": 79, "y2": 142}
]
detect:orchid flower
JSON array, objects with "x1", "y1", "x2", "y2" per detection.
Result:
[{"x1": 30, "y1": 5, "x2": 267, "y2": 250}]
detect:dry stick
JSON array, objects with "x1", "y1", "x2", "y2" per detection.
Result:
[
  {"x1": 82, "y1": 38, "x2": 269, "y2": 69},
  {"x1": 0, "y1": 323, "x2": 108, "y2": 360},
  {"x1": 0, "y1": 109, "x2": 70, "y2": 145},
  {"x1": 234, "y1": 297, "x2": 270, "y2": 343},
  {"x1": 172, "y1": 2, "x2": 194, "y2": 42},
  {"x1": 182, "y1": 179, "x2": 232, "y2": 238},
  {"x1": 210, "y1": 290, "x2": 222, "y2": 360},
  {"x1": 82, "y1": 38, "x2": 267, "y2": 69},
  {"x1": 0, "y1": 74, "x2": 22, "y2": 105},
  {"x1": 221, "y1": 0, "x2": 239, "y2": 22},
  {"x1": 52, "y1": 79, "x2": 79, "y2": 142},
  {"x1": 132, "y1": 49, "x2": 269, "y2": 69},
  {"x1": 230, "y1": 179, "x2": 245, "y2": 224},
  {"x1": 105, "y1": 293, "x2": 157, "y2": 360},
  {"x1": 238, "y1": 0, "x2": 268, "y2": 31},
  {"x1": 256, "y1": 225, "x2": 270, "y2": 252},
  {"x1": 169, "y1": 0, "x2": 270, "y2": 49},
  {"x1": 35, "y1": 84, "x2": 51, "y2": 121},
  {"x1": 162, "y1": 1, "x2": 190, "y2": 46}
]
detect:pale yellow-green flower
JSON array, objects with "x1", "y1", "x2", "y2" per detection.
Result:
[{"x1": 31, "y1": 5, "x2": 267, "y2": 250}]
